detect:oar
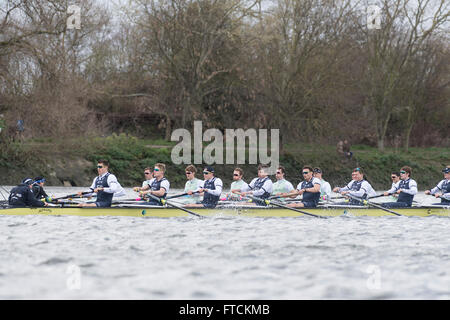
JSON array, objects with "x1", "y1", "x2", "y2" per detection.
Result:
[
  {"x1": 167, "y1": 191, "x2": 199, "y2": 200},
  {"x1": 146, "y1": 193, "x2": 204, "y2": 218},
  {"x1": 427, "y1": 193, "x2": 443, "y2": 199},
  {"x1": 247, "y1": 195, "x2": 327, "y2": 219},
  {"x1": 345, "y1": 194, "x2": 403, "y2": 216},
  {"x1": 52, "y1": 191, "x2": 92, "y2": 201},
  {"x1": 368, "y1": 194, "x2": 389, "y2": 199},
  {"x1": 112, "y1": 191, "x2": 198, "y2": 204}
]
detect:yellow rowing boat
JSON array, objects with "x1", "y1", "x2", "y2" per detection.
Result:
[{"x1": 0, "y1": 205, "x2": 449, "y2": 218}]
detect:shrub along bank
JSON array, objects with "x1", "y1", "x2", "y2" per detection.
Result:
[{"x1": 0, "y1": 134, "x2": 448, "y2": 191}]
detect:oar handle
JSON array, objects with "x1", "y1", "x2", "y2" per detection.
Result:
[
  {"x1": 52, "y1": 191, "x2": 92, "y2": 201},
  {"x1": 427, "y1": 193, "x2": 442, "y2": 198},
  {"x1": 368, "y1": 194, "x2": 389, "y2": 199}
]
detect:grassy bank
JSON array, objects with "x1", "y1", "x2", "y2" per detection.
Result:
[{"x1": 0, "y1": 134, "x2": 448, "y2": 190}]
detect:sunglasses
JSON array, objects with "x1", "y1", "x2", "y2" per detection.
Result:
[
  {"x1": 203, "y1": 171, "x2": 211, "y2": 175},
  {"x1": 144, "y1": 172, "x2": 151, "y2": 175},
  {"x1": 97, "y1": 165, "x2": 103, "y2": 168},
  {"x1": 186, "y1": 172, "x2": 192, "y2": 175},
  {"x1": 153, "y1": 168, "x2": 160, "y2": 172},
  {"x1": 302, "y1": 171, "x2": 310, "y2": 175},
  {"x1": 400, "y1": 171, "x2": 406, "y2": 174},
  {"x1": 233, "y1": 174, "x2": 240, "y2": 176},
  {"x1": 391, "y1": 176, "x2": 397, "y2": 179},
  {"x1": 276, "y1": 171, "x2": 282, "y2": 174}
]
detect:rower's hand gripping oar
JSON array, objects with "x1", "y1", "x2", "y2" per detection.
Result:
[
  {"x1": 345, "y1": 194, "x2": 403, "y2": 216},
  {"x1": 247, "y1": 195, "x2": 327, "y2": 219},
  {"x1": 146, "y1": 193, "x2": 205, "y2": 218}
]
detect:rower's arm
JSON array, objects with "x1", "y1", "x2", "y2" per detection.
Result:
[
  {"x1": 338, "y1": 183, "x2": 351, "y2": 193},
  {"x1": 205, "y1": 179, "x2": 223, "y2": 196},
  {"x1": 26, "y1": 189, "x2": 45, "y2": 207},
  {"x1": 399, "y1": 180, "x2": 418, "y2": 195},
  {"x1": 281, "y1": 189, "x2": 299, "y2": 198},
  {"x1": 348, "y1": 187, "x2": 366, "y2": 198},
  {"x1": 310, "y1": 183, "x2": 321, "y2": 193},
  {"x1": 253, "y1": 180, "x2": 272, "y2": 197},
  {"x1": 429, "y1": 181, "x2": 443, "y2": 194},
  {"x1": 102, "y1": 175, "x2": 122, "y2": 193},
  {"x1": 386, "y1": 184, "x2": 397, "y2": 194},
  {"x1": 151, "y1": 189, "x2": 165, "y2": 197}
]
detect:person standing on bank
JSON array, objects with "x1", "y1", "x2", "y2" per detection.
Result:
[
  {"x1": 78, "y1": 160, "x2": 124, "y2": 208},
  {"x1": 381, "y1": 166, "x2": 417, "y2": 208}
]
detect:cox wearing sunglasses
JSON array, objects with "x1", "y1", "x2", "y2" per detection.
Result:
[
  {"x1": 78, "y1": 159, "x2": 125, "y2": 207},
  {"x1": 381, "y1": 166, "x2": 417, "y2": 208},
  {"x1": 185, "y1": 166, "x2": 223, "y2": 209},
  {"x1": 278, "y1": 166, "x2": 321, "y2": 208},
  {"x1": 31, "y1": 176, "x2": 50, "y2": 201},
  {"x1": 182, "y1": 165, "x2": 204, "y2": 204},
  {"x1": 139, "y1": 163, "x2": 170, "y2": 206}
]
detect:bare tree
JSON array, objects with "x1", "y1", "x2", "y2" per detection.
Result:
[
  {"x1": 127, "y1": 0, "x2": 261, "y2": 129},
  {"x1": 359, "y1": 0, "x2": 449, "y2": 151}
]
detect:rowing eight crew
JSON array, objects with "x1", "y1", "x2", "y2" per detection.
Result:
[
  {"x1": 131, "y1": 163, "x2": 449, "y2": 209},
  {"x1": 7, "y1": 161, "x2": 450, "y2": 209}
]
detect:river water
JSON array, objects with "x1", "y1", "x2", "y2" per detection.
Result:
[{"x1": 0, "y1": 186, "x2": 449, "y2": 299}]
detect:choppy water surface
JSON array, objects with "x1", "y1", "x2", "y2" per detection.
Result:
[{"x1": 1, "y1": 187, "x2": 449, "y2": 299}]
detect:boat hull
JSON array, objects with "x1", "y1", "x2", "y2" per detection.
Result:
[{"x1": 0, "y1": 205, "x2": 449, "y2": 218}]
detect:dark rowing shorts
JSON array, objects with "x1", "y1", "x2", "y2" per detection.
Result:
[
  {"x1": 302, "y1": 201, "x2": 318, "y2": 208},
  {"x1": 147, "y1": 199, "x2": 163, "y2": 206},
  {"x1": 95, "y1": 201, "x2": 111, "y2": 208},
  {"x1": 202, "y1": 203, "x2": 217, "y2": 209}
]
